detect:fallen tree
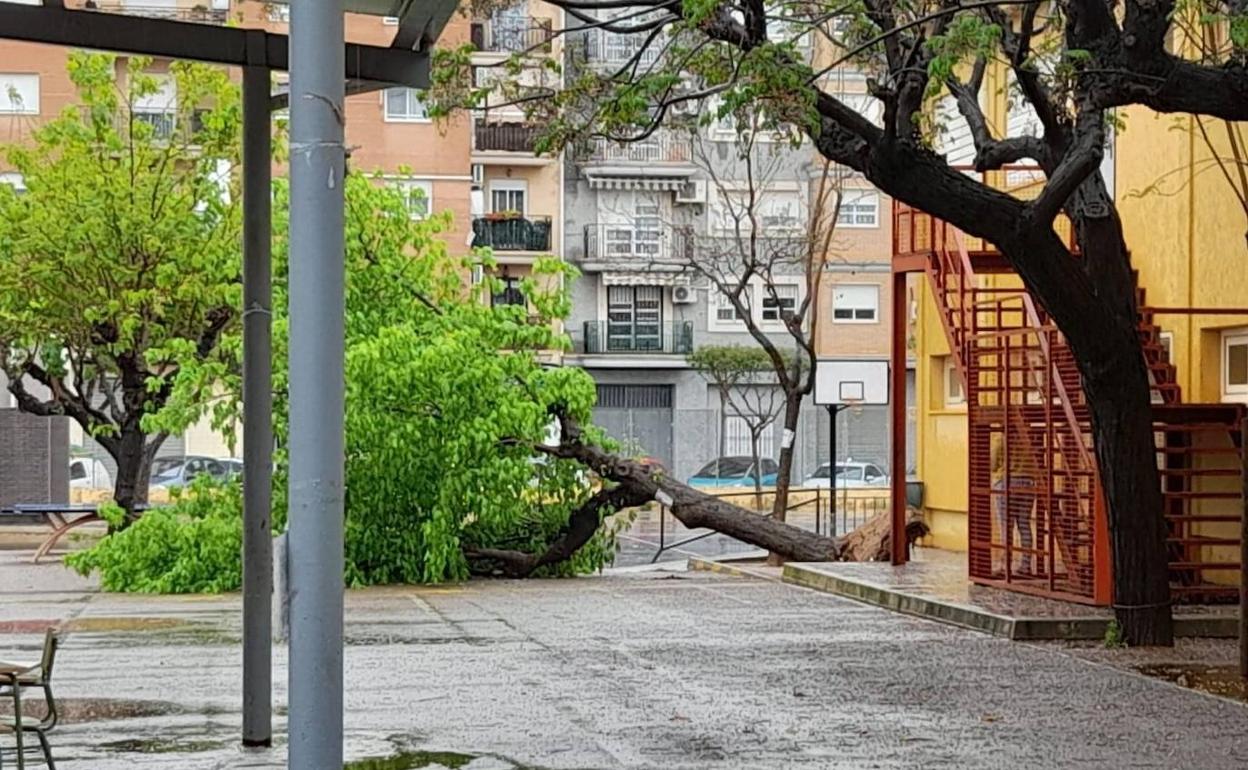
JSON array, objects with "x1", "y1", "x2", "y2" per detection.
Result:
[{"x1": 466, "y1": 410, "x2": 928, "y2": 577}]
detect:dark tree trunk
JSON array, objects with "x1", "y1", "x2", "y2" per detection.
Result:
[
  {"x1": 109, "y1": 424, "x2": 160, "y2": 525},
  {"x1": 1060, "y1": 202, "x2": 1173, "y2": 646}
]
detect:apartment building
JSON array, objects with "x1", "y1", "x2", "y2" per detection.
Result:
[{"x1": 557, "y1": 21, "x2": 909, "y2": 480}]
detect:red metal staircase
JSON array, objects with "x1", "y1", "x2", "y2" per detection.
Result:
[{"x1": 896, "y1": 173, "x2": 1245, "y2": 605}]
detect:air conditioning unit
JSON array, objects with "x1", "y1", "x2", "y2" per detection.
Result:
[
  {"x1": 471, "y1": 164, "x2": 484, "y2": 187},
  {"x1": 675, "y1": 180, "x2": 707, "y2": 205},
  {"x1": 672, "y1": 285, "x2": 697, "y2": 304}
]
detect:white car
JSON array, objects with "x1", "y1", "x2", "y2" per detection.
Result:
[
  {"x1": 69, "y1": 457, "x2": 112, "y2": 490},
  {"x1": 802, "y1": 461, "x2": 888, "y2": 489}
]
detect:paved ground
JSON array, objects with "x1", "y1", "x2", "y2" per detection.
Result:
[{"x1": 2, "y1": 550, "x2": 1248, "y2": 769}]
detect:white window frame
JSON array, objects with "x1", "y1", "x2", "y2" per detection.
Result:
[
  {"x1": 831, "y1": 283, "x2": 879, "y2": 325},
  {"x1": 392, "y1": 179, "x2": 433, "y2": 219},
  {"x1": 1221, "y1": 328, "x2": 1248, "y2": 403},
  {"x1": 760, "y1": 284, "x2": 799, "y2": 325},
  {"x1": 943, "y1": 356, "x2": 965, "y2": 407},
  {"x1": 0, "y1": 73, "x2": 40, "y2": 115},
  {"x1": 383, "y1": 87, "x2": 431, "y2": 123},
  {"x1": 835, "y1": 190, "x2": 879, "y2": 229},
  {"x1": 710, "y1": 286, "x2": 753, "y2": 330},
  {"x1": 488, "y1": 178, "x2": 528, "y2": 215}
]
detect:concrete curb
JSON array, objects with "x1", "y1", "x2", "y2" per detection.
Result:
[
  {"x1": 780, "y1": 563, "x2": 1238, "y2": 641},
  {"x1": 687, "y1": 556, "x2": 780, "y2": 582}
]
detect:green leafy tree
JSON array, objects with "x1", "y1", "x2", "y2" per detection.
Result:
[
  {"x1": 0, "y1": 53, "x2": 242, "y2": 517},
  {"x1": 69, "y1": 170, "x2": 628, "y2": 589}
]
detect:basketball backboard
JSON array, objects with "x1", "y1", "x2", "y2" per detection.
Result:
[{"x1": 814, "y1": 359, "x2": 889, "y2": 406}]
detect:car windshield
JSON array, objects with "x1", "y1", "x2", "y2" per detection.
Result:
[
  {"x1": 809, "y1": 463, "x2": 831, "y2": 479},
  {"x1": 151, "y1": 465, "x2": 184, "y2": 484},
  {"x1": 151, "y1": 457, "x2": 181, "y2": 476},
  {"x1": 695, "y1": 458, "x2": 753, "y2": 477},
  {"x1": 836, "y1": 465, "x2": 864, "y2": 481}
]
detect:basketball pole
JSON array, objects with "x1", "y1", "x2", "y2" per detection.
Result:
[{"x1": 826, "y1": 404, "x2": 843, "y2": 536}]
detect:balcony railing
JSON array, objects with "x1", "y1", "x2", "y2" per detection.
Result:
[
  {"x1": 582, "y1": 223, "x2": 692, "y2": 263},
  {"x1": 576, "y1": 28, "x2": 661, "y2": 67},
  {"x1": 93, "y1": 2, "x2": 230, "y2": 23},
  {"x1": 474, "y1": 120, "x2": 540, "y2": 153},
  {"x1": 473, "y1": 215, "x2": 553, "y2": 252},
  {"x1": 587, "y1": 132, "x2": 692, "y2": 164},
  {"x1": 471, "y1": 19, "x2": 554, "y2": 53},
  {"x1": 583, "y1": 320, "x2": 693, "y2": 354}
]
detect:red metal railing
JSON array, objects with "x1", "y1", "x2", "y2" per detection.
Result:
[{"x1": 901, "y1": 184, "x2": 1247, "y2": 605}]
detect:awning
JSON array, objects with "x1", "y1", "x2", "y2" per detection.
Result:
[
  {"x1": 586, "y1": 176, "x2": 690, "y2": 192},
  {"x1": 602, "y1": 271, "x2": 692, "y2": 286}
]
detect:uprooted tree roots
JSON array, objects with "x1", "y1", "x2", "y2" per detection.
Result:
[{"x1": 466, "y1": 413, "x2": 928, "y2": 578}]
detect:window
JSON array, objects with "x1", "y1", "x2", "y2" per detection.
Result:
[
  {"x1": 1159, "y1": 331, "x2": 1174, "y2": 362},
  {"x1": 393, "y1": 179, "x2": 432, "y2": 219},
  {"x1": 714, "y1": 287, "x2": 752, "y2": 323},
  {"x1": 489, "y1": 180, "x2": 527, "y2": 214},
  {"x1": 133, "y1": 74, "x2": 177, "y2": 139},
  {"x1": 268, "y1": 4, "x2": 290, "y2": 21},
  {"x1": 1222, "y1": 329, "x2": 1248, "y2": 403},
  {"x1": 0, "y1": 172, "x2": 25, "y2": 195},
  {"x1": 0, "y1": 73, "x2": 39, "y2": 115},
  {"x1": 832, "y1": 284, "x2": 879, "y2": 323},
  {"x1": 492, "y1": 275, "x2": 525, "y2": 307},
  {"x1": 762, "y1": 284, "x2": 798, "y2": 323},
  {"x1": 603, "y1": 198, "x2": 661, "y2": 259},
  {"x1": 384, "y1": 88, "x2": 429, "y2": 122},
  {"x1": 606, "y1": 285, "x2": 663, "y2": 351},
  {"x1": 836, "y1": 191, "x2": 879, "y2": 228},
  {"x1": 943, "y1": 356, "x2": 965, "y2": 407}
]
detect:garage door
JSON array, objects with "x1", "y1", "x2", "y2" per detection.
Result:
[{"x1": 593, "y1": 385, "x2": 674, "y2": 469}]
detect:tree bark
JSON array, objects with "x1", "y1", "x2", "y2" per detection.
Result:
[{"x1": 109, "y1": 423, "x2": 160, "y2": 524}]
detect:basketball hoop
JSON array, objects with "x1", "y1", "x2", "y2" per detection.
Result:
[{"x1": 844, "y1": 397, "x2": 865, "y2": 417}]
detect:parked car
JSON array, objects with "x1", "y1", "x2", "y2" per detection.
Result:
[
  {"x1": 149, "y1": 456, "x2": 233, "y2": 490},
  {"x1": 687, "y1": 456, "x2": 779, "y2": 488},
  {"x1": 69, "y1": 457, "x2": 112, "y2": 490},
  {"x1": 802, "y1": 460, "x2": 889, "y2": 489}
]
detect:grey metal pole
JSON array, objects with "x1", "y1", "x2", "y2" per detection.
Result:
[
  {"x1": 288, "y1": 0, "x2": 346, "y2": 765},
  {"x1": 241, "y1": 64, "x2": 273, "y2": 749}
]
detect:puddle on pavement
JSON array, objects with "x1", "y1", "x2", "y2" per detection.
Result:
[
  {"x1": 99, "y1": 737, "x2": 227, "y2": 754},
  {"x1": 1137, "y1": 664, "x2": 1248, "y2": 702},
  {"x1": 0, "y1": 698, "x2": 184, "y2": 723},
  {"x1": 345, "y1": 751, "x2": 477, "y2": 769}
]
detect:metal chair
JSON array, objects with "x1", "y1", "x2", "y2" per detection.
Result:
[{"x1": 0, "y1": 629, "x2": 60, "y2": 769}]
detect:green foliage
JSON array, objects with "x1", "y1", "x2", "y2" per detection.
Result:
[
  {"x1": 687, "y1": 344, "x2": 778, "y2": 382},
  {"x1": 71, "y1": 166, "x2": 616, "y2": 592},
  {"x1": 66, "y1": 479, "x2": 244, "y2": 593},
  {"x1": 1103, "y1": 619, "x2": 1127, "y2": 649},
  {"x1": 924, "y1": 17, "x2": 1002, "y2": 98},
  {"x1": 0, "y1": 52, "x2": 242, "y2": 461}
]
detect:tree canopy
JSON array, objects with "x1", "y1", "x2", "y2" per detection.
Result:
[{"x1": 0, "y1": 52, "x2": 242, "y2": 515}]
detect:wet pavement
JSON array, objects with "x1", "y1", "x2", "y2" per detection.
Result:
[{"x1": 2, "y1": 550, "x2": 1248, "y2": 768}]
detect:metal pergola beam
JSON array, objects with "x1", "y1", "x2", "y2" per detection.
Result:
[
  {"x1": 389, "y1": 0, "x2": 459, "y2": 52},
  {"x1": 0, "y1": 3, "x2": 429, "y2": 87}
]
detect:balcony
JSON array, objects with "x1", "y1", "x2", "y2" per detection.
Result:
[
  {"x1": 582, "y1": 223, "x2": 692, "y2": 266},
  {"x1": 471, "y1": 19, "x2": 554, "y2": 54},
  {"x1": 576, "y1": 28, "x2": 661, "y2": 68},
  {"x1": 472, "y1": 215, "x2": 553, "y2": 252},
  {"x1": 587, "y1": 133, "x2": 692, "y2": 164},
  {"x1": 583, "y1": 320, "x2": 693, "y2": 355},
  {"x1": 94, "y1": 2, "x2": 230, "y2": 23},
  {"x1": 474, "y1": 120, "x2": 540, "y2": 154}
]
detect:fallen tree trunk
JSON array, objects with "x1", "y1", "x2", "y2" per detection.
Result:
[{"x1": 467, "y1": 412, "x2": 929, "y2": 577}]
